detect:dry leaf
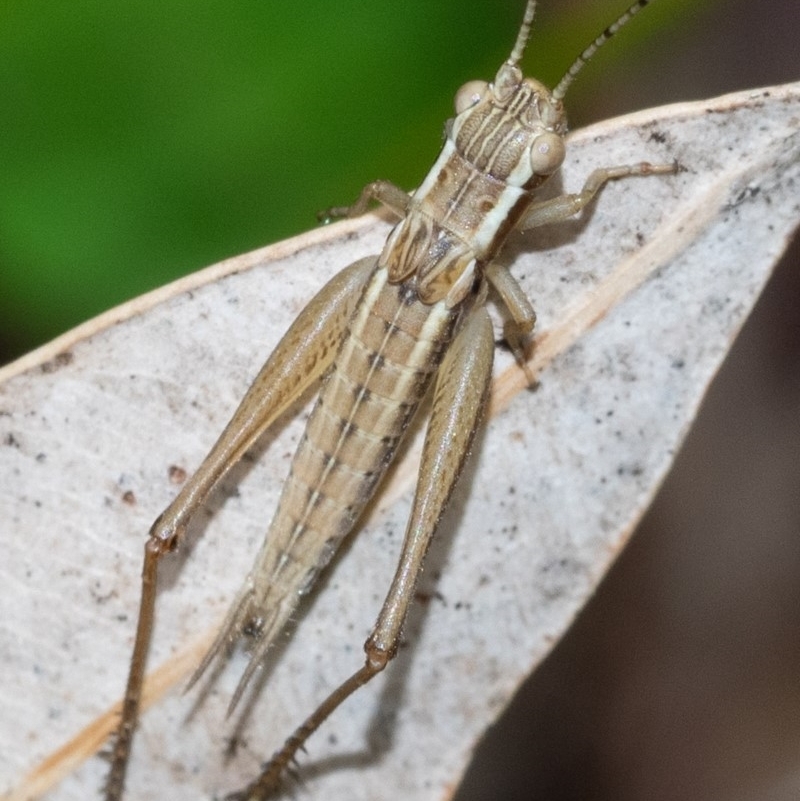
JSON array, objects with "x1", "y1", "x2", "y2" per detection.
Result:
[{"x1": 1, "y1": 82, "x2": 799, "y2": 801}]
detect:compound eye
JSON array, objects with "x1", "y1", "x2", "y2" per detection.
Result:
[
  {"x1": 454, "y1": 80, "x2": 488, "y2": 114},
  {"x1": 529, "y1": 131, "x2": 565, "y2": 175}
]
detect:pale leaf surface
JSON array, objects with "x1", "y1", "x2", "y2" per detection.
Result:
[{"x1": 1, "y1": 82, "x2": 799, "y2": 801}]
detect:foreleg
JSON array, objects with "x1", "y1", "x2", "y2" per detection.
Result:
[
  {"x1": 319, "y1": 179, "x2": 411, "y2": 223},
  {"x1": 519, "y1": 161, "x2": 676, "y2": 230}
]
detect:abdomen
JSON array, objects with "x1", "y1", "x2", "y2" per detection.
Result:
[{"x1": 250, "y1": 265, "x2": 459, "y2": 613}]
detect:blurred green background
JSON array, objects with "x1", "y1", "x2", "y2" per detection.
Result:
[{"x1": 1, "y1": 0, "x2": 703, "y2": 365}]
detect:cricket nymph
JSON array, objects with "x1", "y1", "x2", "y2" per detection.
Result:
[
  {"x1": 106, "y1": 2, "x2": 675, "y2": 799},
  {"x1": 202, "y1": 65, "x2": 574, "y2": 707}
]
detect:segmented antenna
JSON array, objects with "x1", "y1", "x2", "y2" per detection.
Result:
[
  {"x1": 508, "y1": 0, "x2": 538, "y2": 67},
  {"x1": 552, "y1": 0, "x2": 654, "y2": 101}
]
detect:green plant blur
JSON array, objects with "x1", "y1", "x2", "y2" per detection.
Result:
[{"x1": 0, "y1": 0, "x2": 693, "y2": 364}]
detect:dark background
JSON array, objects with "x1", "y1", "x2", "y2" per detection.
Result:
[
  {"x1": 2, "y1": 1, "x2": 799, "y2": 799},
  {"x1": 454, "y1": 2, "x2": 800, "y2": 800}
]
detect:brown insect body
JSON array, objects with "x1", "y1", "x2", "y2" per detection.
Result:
[
  {"x1": 106, "y1": 2, "x2": 675, "y2": 799},
  {"x1": 202, "y1": 57, "x2": 571, "y2": 703}
]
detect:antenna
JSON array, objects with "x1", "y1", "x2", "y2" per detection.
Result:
[
  {"x1": 508, "y1": 0, "x2": 538, "y2": 67},
  {"x1": 552, "y1": 0, "x2": 654, "y2": 101}
]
